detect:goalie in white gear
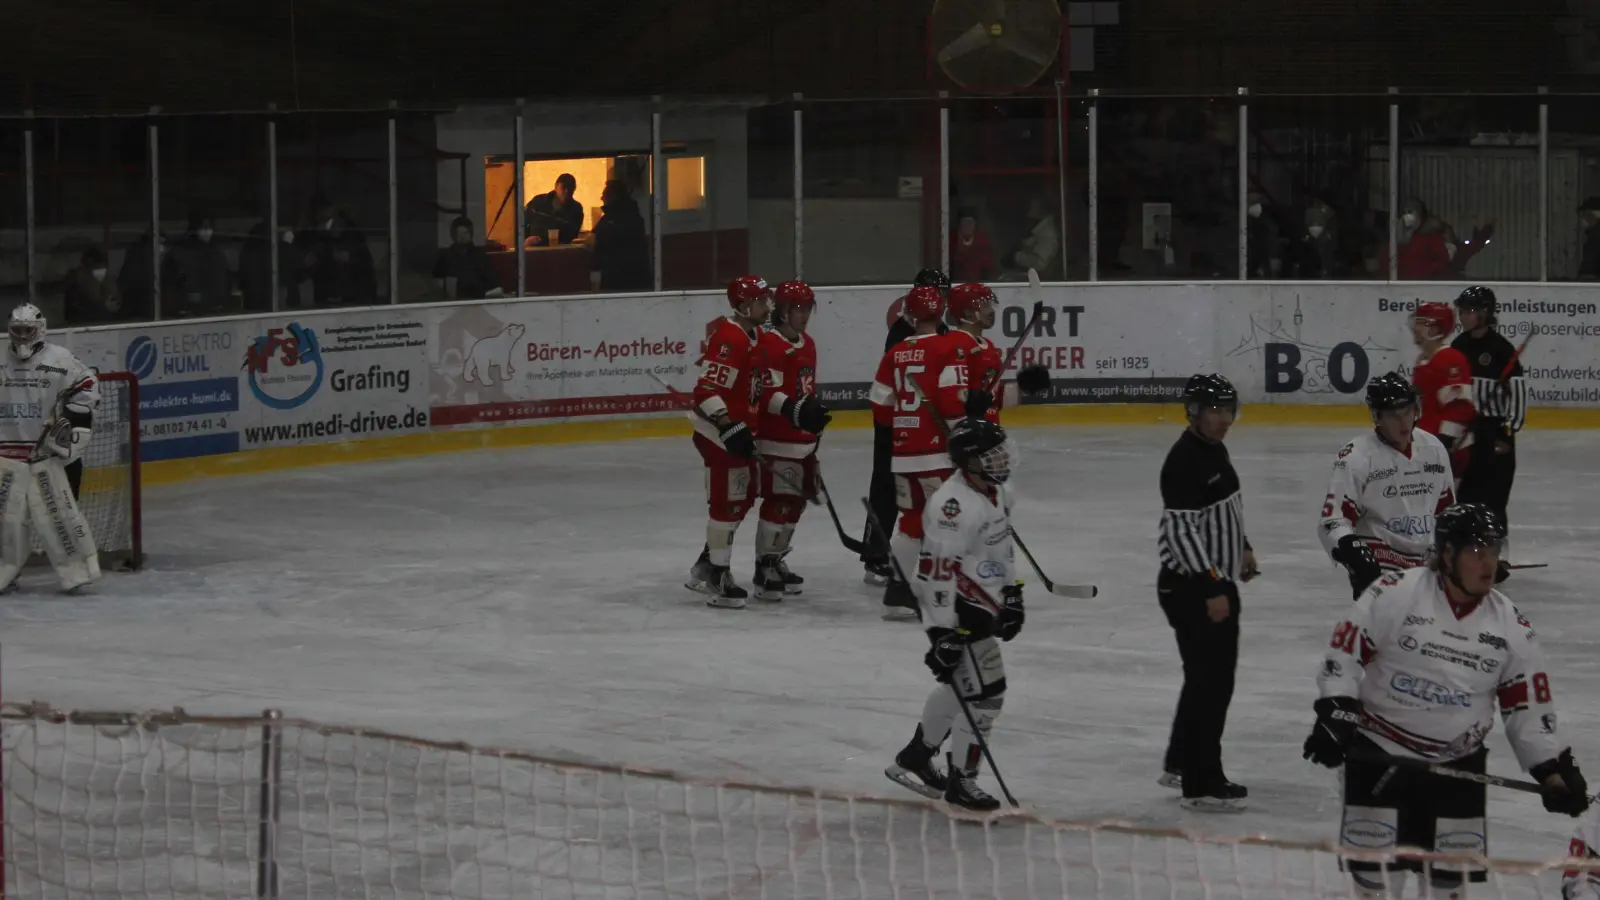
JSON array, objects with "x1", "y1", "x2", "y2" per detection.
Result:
[
  {"x1": 0, "y1": 304, "x2": 102, "y2": 591},
  {"x1": 1319, "y1": 372, "x2": 1455, "y2": 599},
  {"x1": 884, "y1": 418, "x2": 1022, "y2": 813}
]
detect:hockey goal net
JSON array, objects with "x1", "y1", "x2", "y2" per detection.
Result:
[
  {"x1": 26, "y1": 371, "x2": 141, "y2": 570},
  {"x1": 2, "y1": 704, "x2": 1592, "y2": 899}
]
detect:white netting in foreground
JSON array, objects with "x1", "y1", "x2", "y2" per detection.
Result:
[{"x1": 1, "y1": 703, "x2": 1591, "y2": 899}]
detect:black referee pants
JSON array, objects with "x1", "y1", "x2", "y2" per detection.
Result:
[
  {"x1": 1158, "y1": 568, "x2": 1240, "y2": 793},
  {"x1": 1457, "y1": 437, "x2": 1515, "y2": 534},
  {"x1": 861, "y1": 422, "x2": 897, "y2": 561}
]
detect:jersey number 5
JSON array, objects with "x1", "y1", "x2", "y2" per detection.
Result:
[{"x1": 894, "y1": 365, "x2": 926, "y2": 412}]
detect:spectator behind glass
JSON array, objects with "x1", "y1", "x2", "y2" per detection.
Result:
[
  {"x1": 117, "y1": 231, "x2": 169, "y2": 320},
  {"x1": 589, "y1": 180, "x2": 650, "y2": 292},
  {"x1": 434, "y1": 216, "x2": 504, "y2": 300},
  {"x1": 1244, "y1": 192, "x2": 1282, "y2": 279},
  {"x1": 949, "y1": 207, "x2": 995, "y2": 282},
  {"x1": 1008, "y1": 196, "x2": 1060, "y2": 278},
  {"x1": 1580, "y1": 198, "x2": 1600, "y2": 280},
  {"x1": 64, "y1": 247, "x2": 121, "y2": 324},
  {"x1": 304, "y1": 206, "x2": 377, "y2": 306},
  {"x1": 1376, "y1": 197, "x2": 1454, "y2": 280},
  {"x1": 239, "y1": 220, "x2": 307, "y2": 311},
  {"x1": 1289, "y1": 199, "x2": 1344, "y2": 279},
  {"x1": 526, "y1": 173, "x2": 584, "y2": 245},
  {"x1": 170, "y1": 211, "x2": 234, "y2": 316}
]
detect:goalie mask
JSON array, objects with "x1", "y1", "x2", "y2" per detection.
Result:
[{"x1": 9, "y1": 304, "x2": 46, "y2": 361}]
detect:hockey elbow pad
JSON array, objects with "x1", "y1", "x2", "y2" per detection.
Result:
[
  {"x1": 1016, "y1": 364, "x2": 1051, "y2": 396},
  {"x1": 963, "y1": 388, "x2": 995, "y2": 420},
  {"x1": 1531, "y1": 749, "x2": 1591, "y2": 817}
]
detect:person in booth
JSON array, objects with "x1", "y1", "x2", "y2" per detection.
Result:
[{"x1": 526, "y1": 173, "x2": 584, "y2": 245}]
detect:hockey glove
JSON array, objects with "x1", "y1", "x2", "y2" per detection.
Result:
[
  {"x1": 782, "y1": 394, "x2": 831, "y2": 435},
  {"x1": 1332, "y1": 535, "x2": 1382, "y2": 600},
  {"x1": 46, "y1": 420, "x2": 89, "y2": 463},
  {"x1": 963, "y1": 388, "x2": 995, "y2": 420},
  {"x1": 924, "y1": 627, "x2": 968, "y2": 683},
  {"x1": 1016, "y1": 364, "x2": 1051, "y2": 396},
  {"x1": 1303, "y1": 696, "x2": 1364, "y2": 768},
  {"x1": 996, "y1": 583, "x2": 1025, "y2": 641},
  {"x1": 1530, "y1": 748, "x2": 1591, "y2": 817},
  {"x1": 717, "y1": 419, "x2": 756, "y2": 459}
]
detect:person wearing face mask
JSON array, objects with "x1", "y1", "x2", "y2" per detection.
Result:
[
  {"x1": 239, "y1": 220, "x2": 308, "y2": 312},
  {"x1": 1244, "y1": 192, "x2": 1281, "y2": 279},
  {"x1": 170, "y1": 212, "x2": 234, "y2": 316},
  {"x1": 115, "y1": 230, "x2": 170, "y2": 321},
  {"x1": 1577, "y1": 198, "x2": 1600, "y2": 280},
  {"x1": 63, "y1": 247, "x2": 122, "y2": 325},
  {"x1": 305, "y1": 205, "x2": 377, "y2": 306},
  {"x1": 1378, "y1": 197, "x2": 1453, "y2": 280},
  {"x1": 1292, "y1": 200, "x2": 1343, "y2": 279}
]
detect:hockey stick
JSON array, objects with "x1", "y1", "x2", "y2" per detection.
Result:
[
  {"x1": 1010, "y1": 528, "x2": 1098, "y2": 599},
  {"x1": 1349, "y1": 746, "x2": 1544, "y2": 796},
  {"x1": 903, "y1": 377, "x2": 1097, "y2": 600},
  {"x1": 860, "y1": 497, "x2": 1018, "y2": 809},
  {"x1": 1506, "y1": 563, "x2": 1548, "y2": 570},
  {"x1": 982, "y1": 269, "x2": 1047, "y2": 396}
]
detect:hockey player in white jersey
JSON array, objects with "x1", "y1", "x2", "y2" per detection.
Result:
[
  {"x1": 1304, "y1": 504, "x2": 1589, "y2": 898},
  {"x1": 1320, "y1": 372, "x2": 1455, "y2": 599},
  {"x1": 884, "y1": 418, "x2": 1022, "y2": 813},
  {"x1": 0, "y1": 304, "x2": 102, "y2": 592}
]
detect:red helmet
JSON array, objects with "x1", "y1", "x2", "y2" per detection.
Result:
[
  {"x1": 772, "y1": 280, "x2": 815, "y2": 312},
  {"x1": 903, "y1": 285, "x2": 946, "y2": 325},
  {"x1": 947, "y1": 283, "x2": 996, "y2": 324},
  {"x1": 727, "y1": 275, "x2": 772, "y2": 310},
  {"x1": 1412, "y1": 301, "x2": 1455, "y2": 339}
]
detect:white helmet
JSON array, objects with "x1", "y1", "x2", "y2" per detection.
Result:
[{"x1": 9, "y1": 304, "x2": 46, "y2": 361}]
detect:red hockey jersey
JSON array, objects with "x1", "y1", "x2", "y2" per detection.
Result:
[
  {"x1": 757, "y1": 328, "x2": 818, "y2": 458},
  {"x1": 1413, "y1": 346, "x2": 1476, "y2": 444},
  {"x1": 870, "y1": 332, "x2": 951, "y2": 472},
  {"x1": 693, "y1": 316, "x2": 765, "y2": 447},
  {"x1": 933, "y1": 329, "x2": 1005, "y2": 425}
]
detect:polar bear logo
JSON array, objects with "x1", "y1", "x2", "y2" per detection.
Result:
[{"x1": 463, "y1": 323, "x2": 526, "y2": 385}]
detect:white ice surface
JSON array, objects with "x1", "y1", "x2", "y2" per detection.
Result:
[{"x1": 5, "y1": 423, "x2": 1599, "y2": 878}]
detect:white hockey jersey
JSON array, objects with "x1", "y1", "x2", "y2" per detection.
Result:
[
  {"x1": 0, "y1": 343, "x2": 98, "y2": 460},
  {"x1": 1317, "y1": 567, "x2": 1562, "y2": 770},
  {"x1": 915, "y1": 474, "x2": 1015, "y2": 632},
  {"x1": 1318, "y1": 429, "x2": 1455, "y2": 570},
  {"x1": 1562, "y1": 802, "x2": 1600, "y2": 899}
]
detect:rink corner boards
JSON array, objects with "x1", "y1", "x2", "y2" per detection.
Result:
[{"x1": 139, "y1": 404, "x2": 1600, "y2": 486}]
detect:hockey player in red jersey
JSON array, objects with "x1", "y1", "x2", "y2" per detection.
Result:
[
  {"x1": 752, "y1": 280, "x2": 830, "y2": 601},
  {"x1": 869, "y1": 285, "x2": 951, "y2": 618},
  {"x1": 686, "y1": 276, "x2": 827, "y2": 608},
  {"x1": 1410, "y1": 301, "x2": 1477, "y2": 480},
  {"x1": 931, "y1": 283, "x2": 1051, "y2": 424}
]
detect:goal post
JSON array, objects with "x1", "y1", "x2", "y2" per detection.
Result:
[
  {"x1": 24, "y1": 371, "x2": 142, "y2": 571},
  {"x1": 1, "y1": 703, "x2": 1593, "y2": 899}
]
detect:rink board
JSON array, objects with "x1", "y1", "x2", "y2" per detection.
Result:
[{"x1": 46, "y1": 281, "x2": 1600, "y2": 484}]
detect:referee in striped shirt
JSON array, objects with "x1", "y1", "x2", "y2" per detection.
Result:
[
  {"x1": 1156, "y1": 373, "x2": 1259, "y2": 811},
  {"x1": 1450, "y1": 286, "x2": 1527, "y2": 581}
]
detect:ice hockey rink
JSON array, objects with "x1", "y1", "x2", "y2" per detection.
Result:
[{"x1": 4, "y1": 420, "x2": 1599, "y2": 898}]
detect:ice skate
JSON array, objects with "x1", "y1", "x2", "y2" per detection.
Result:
[
  {"x1": 753, "y1": 555, "x2": 788, "y2": 601},
  {"x1": 884, "y1": 726, "x2": 947, "y2": 799},
  {"x1": 773, "y1": 554, "x2": 803, "y2": 594},
  {"x1": 687, "y1": 548, "x2": 747, "y2": 609},
  {"x1": 1179, "y1": 780, "x2": 1247, "y2": 812},
  {"x1": 862, "y1": 558, "x2": 892, "y2": 587},
  {"x1": 881, "y1": 579, "x2": 920, "y2": 621},
  {"x1": 943, "y1": 755, "x2": 1001, "y2": 812}
]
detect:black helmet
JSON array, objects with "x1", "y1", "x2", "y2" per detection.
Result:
[
  {"x1": 948, "y1": 418, "x2": 1015, "y2": 483},
  {"x1": 913, "y1": 268, "x2": 951, "y2": 291},
  {"x1": 1434, "y1": 503, "x2": 1507, "y2": 559},
  {"x1": 1454, "y1": 285, "x2": 1497, "y2": 313},
  {"x1": 1365, "y1": 371, "x2": 1418, "y2": 412},
  {"x1": 1182, "y1": 373, "x2": 1238, "y2": 418}
]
